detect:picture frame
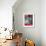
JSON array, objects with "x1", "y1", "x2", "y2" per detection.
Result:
[{"x1": 23, "y1": 13, "x2": 34, "y2": 27}]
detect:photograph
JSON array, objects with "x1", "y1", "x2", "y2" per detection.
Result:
[{"x1": 23, "y1": 13, "x2": 34, "y2": 27}]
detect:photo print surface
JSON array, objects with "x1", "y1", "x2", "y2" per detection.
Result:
[{"x1": 23, "y1": 13, "x2": 34, "y2": 27}]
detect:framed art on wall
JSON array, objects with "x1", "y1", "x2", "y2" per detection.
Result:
[{"x1": 23, "y1": 13, "x2": 34, "y2": 27}]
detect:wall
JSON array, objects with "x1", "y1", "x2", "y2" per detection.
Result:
[
  {"x1": 41, "y1": 0, "x2": 46, "y2": 46},
  {"x1": 13, "y1": 0, "x2": 41, "y2": 46},
  {"x1": 0, "y1": 0, "x2": 16, "y2": 30}
]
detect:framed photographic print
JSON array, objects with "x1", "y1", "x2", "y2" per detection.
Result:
[{"x1": 23, "y1": 13, "x2": 34, "y2": 27}]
